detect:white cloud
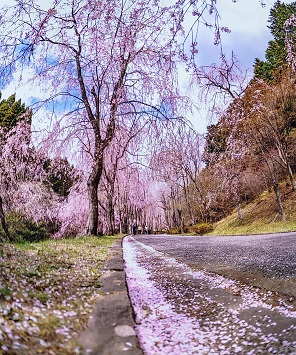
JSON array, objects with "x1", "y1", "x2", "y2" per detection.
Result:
[
  {"x1": 1, "y1": 67, "x2": 46, "y2": 102},
  {"x1": 1, "y1": 0, "x2": 293, "y2": 136}
]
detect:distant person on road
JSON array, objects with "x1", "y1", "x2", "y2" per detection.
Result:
[
  {"x1": 132, "y1": 220, "x2": 137, "y2": 235},
  {"x1": 144, "y1": 225, "x2": 148, "y2": 234}
]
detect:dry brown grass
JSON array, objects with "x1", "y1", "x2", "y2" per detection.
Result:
[{"x1": 210, "y1": 179, "x2": 296, "y2": 236}]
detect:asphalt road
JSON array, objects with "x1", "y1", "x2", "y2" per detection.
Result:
[
  {"x1": 134, "y1": 232, "x2": 296, "y2": 298},
  {"x1": 125, "y1": 233, "x2": 296, "y2": 354}
]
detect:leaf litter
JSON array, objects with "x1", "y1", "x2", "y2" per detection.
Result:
[{"x1": 0, "y1": 236, "x2": 118, "y2": 354}]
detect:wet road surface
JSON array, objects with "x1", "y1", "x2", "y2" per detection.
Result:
[
  {"x1": 135, "y1": 233, "x2": 296, "y2": 298},
  {"x1": 123, "y1": 234, "x2": 296, "y2": 354}
]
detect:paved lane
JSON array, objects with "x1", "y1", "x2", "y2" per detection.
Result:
[
  {"x1": 134, "y1": 233, "x2": 296, "y2": 298},
  {"x1": 123, "y1": 234, "x2": 296, "y2": 354}
]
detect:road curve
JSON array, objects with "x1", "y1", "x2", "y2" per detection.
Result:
[
  {"x1": 123, "y1": 234, "x2": 296, "y2": 355},
  {"x1": 135, "y1": 232, "x2": 296, "y2": 298}
]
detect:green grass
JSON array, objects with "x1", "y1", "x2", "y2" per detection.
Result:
[
  {"x1": 0, "y1": 235, "x2": 121, "y2": 354},
  {"x1": 211, "y1": 217, "x2": 296, "y2": 236},
  {"x1": 208, "y1": 182, "x2": 296, "y2": 236}
]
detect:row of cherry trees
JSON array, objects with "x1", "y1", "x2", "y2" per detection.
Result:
[
  {"x1": 0, "y1": 92, "x2": 181, "y2": 238},
  {"x1": 0, "y1": 0, "x2": 234, "y2": 237},
  {"x1": 0, "y1": 94, "x2": 80, "y2": 241},
  {"x1": 1, "y1": 72, "x2": 295, "y2": 238},
  {"x1": 1, "y1": 0, "x2": 296, "y2": 238},
  {"x1": 202, "y1": 72, "x2": 296, "y2": 222},
  {"x1": 148, "y1": 71, "x2": 296, "y2": 228}
]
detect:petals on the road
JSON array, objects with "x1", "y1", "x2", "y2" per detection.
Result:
[{"x1": 123, "y1": 236, "x2": 296, "y2": 355}]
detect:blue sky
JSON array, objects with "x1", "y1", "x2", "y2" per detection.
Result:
[
  {"x1": 198, "y1": 0, "x2": 275, "y2": 68},
  {"x1": 1, "y1": 0, "x2": 295, "y2": 135},
  {"x1": 186, "y1": 0, "x2": 296, "y2": 132}
]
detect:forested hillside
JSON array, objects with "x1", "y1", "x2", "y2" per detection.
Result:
[
  {"x1": 150, "y1": 0, "x2": 296, "y2": 234},
  {"x1": 162, "y1": 0, "x2": 296, "y2": 233},
  {"x1": 0, "y1": 0, "x2": 295, "y2": 240}
]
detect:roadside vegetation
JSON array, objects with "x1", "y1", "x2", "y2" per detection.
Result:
[
  {"x1": 211, "y1": 180, "x2": 296, "y2": 236},
  {"x1": 165, "y1": 175, "x2": 296, "y2": 236},
  {"x1": 0, "y1": 236, "x2": 120, "y2": 354}
]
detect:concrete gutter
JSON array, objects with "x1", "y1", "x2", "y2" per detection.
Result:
[{"x1": 79, "y1": 238, "x2": 143, "y2": 355}]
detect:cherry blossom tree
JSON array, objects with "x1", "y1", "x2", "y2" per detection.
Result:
[
  {"x1": 53, "y1": 116, "x2": 174, "y2": 237},
  {"x1": 190, "y1": 52, "x2": 250, "y2": 126},
  {"x1": 0, "y1": 111, "x2": 63, "y2": 237},
  {"x1": 0, "y1": 94, "x2": 73, "y2": 241},
  {"x1": 99, "y1": 115, "x2": 148, "y2": 235},
  {"x1": 0, "y1": 113, "x2": 32, "y2": 241},
  {"x1": 109, "y1": 118, "x2": 173, "y2": 234},
  {"x1": 213, "y1": 99, "x2": 255, "y2": 221},
  {"x1": 52, "y1": 177, "x2": 89, "y2": 239},
  {"x1": 193, "y1": 53, "x2": 249, "y2": 99},
  {"x1": 0, "y1": 0, "x2": 197, "y2": 235},
  {"x1": 245, "y1": 78, "x2": 295, "y2": 187},
  {"x1": 149, "y1": 126, "x2": 208, "y2": 228}
]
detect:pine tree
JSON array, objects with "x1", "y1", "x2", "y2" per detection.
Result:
[
  {"x1": 0, "y1": 93, "x2": 27, "y2": 131},
  {"x1": 254, "y1": 0, "x2": 296, "y2": 81}
]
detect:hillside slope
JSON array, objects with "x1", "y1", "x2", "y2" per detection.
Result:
[{"x1": 210, "y1": 180, "x2": 296, "y2": 235}]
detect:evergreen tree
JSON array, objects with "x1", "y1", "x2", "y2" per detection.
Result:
[
  {"x1": 43, "y1": 157, "x2": 79, "y2": 197},
  {"x1": 254, "y1": 0, "x2": 296, "y2": 81},
  {"x1": 0, "y1": 93, "x2": 28, "y2": 131},
  {"x1": 203, "y1": 122, "x2": 228, "y2": 166}
]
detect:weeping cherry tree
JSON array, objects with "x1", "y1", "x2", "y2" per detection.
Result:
[{"x1": 0, "y1": 0, "x2": 191, "y2": 235}]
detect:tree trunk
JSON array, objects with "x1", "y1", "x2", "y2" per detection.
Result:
[
  {"x1": 265, "y1": 160, "x2": 286, "y2": 221},
  {"x1": 236, "y1": 194, "x2": 243, "y2": 223},
  {"x1": 183, "y1": 183, "x2": 195, "y2": 225},
  {"x1": 0, "y1": 195, "x2": 10, "y2": 241},
  {"x1": 119, "y1": 220, "x2": 122, "y2": 234},
  {"x1": 177, "y1": 208, "x2": 183, "y2": 234},
  {"x1": 287, "y1": 163, "x2": 296, "y2": 191},
  {"x1": 276, "y1": 144, "x2": 296, "y2": 191},
  {"x1": 84, "y1": 153, "x2": 103, "y2": 236},
  {"x1": 107, "y1": 198, "x2": 115, "y2": 235},
  {"x1": 272, "y1": 179, "x2": 286, "y2": 221},
  {"x1": 191, "y1": 180, "x2": 208, "y2": 221},
  {"x1": 237, "y1": 202, "x2": 243, "y2": 222}
]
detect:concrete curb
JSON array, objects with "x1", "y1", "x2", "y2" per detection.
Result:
[{"x1": 79, "y1": 237, "x2": 143, "y2": 355}]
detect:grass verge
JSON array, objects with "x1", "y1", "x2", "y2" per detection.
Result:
[
  {"x1": 211, "y1": 217, "x2": 296, "y2": 236},
  {"x1": 0, "y1": 235, "x2": 121, "y2": 355},
  {"x1": 209, "y1": 185, "x2": 296, "y2": 236}
]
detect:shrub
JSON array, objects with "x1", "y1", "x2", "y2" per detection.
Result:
[
  {"x1": 189, "y1": 223, "x2": 214, "y2": 235},
  {"x1": 0, "y1": 211, "x2": 49, "y2": 243},
  {"x1": 183, "y1": 226, "x2": 189, "y2": 233},
  {"x1": 0, "y1": 285, "x2": 11, "y2": 298}
]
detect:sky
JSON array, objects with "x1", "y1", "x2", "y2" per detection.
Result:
[
  {"x1": 186, "y1": 0, "x2": 295, "y2": 133},
  {"x1": 1, "y1": 0, "x2": 295, "y2": 135},
  {"x1": 197, "y1": 0, "x2": 276, "y2": 68}
]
